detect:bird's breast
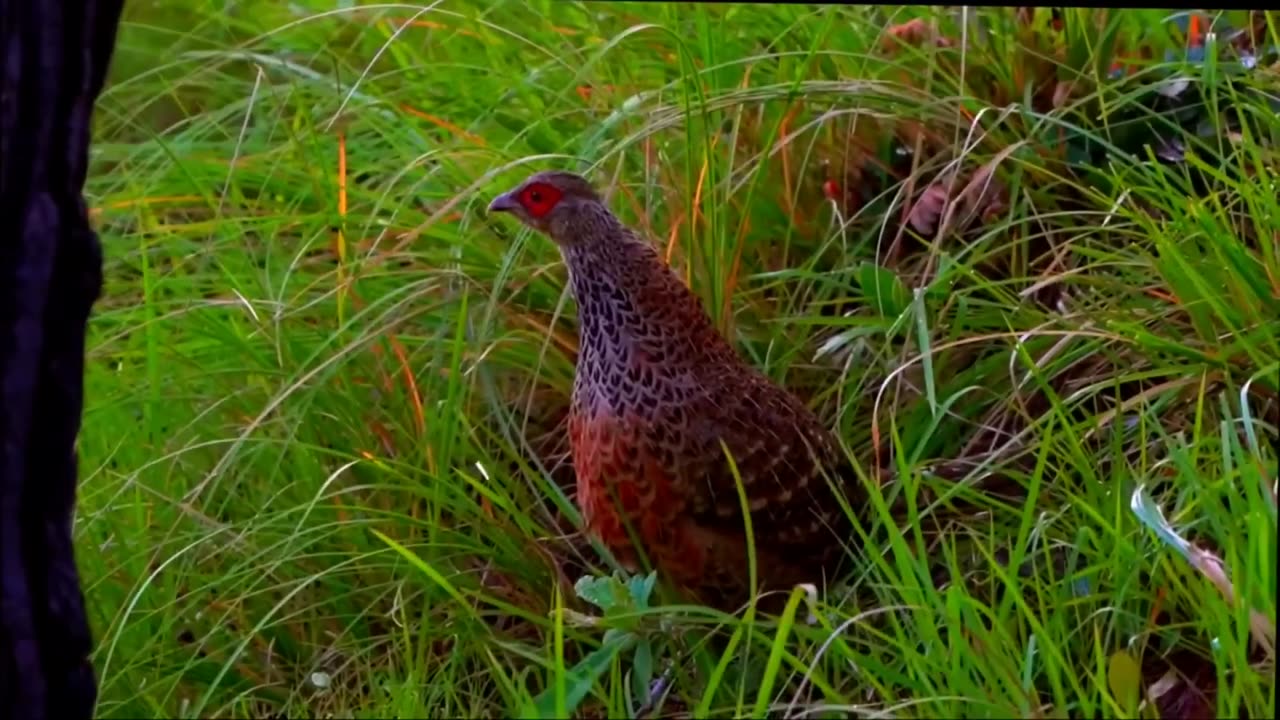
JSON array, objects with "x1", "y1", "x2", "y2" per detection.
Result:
[
  {"x1": 567, "y1": 406, "x2": 692, "y2": 567},
  {"x1": 575, "y1": 335, "x2": 696, "y2": 419}
]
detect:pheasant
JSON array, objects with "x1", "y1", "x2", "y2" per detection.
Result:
[{"x1": 488, "y1": 170, "x2": 864, "y2": 610}]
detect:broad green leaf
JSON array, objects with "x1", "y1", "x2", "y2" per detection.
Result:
[
  {"x1": 574, "y1": 574, "x2": 630, "y2": 612},
  {"x1": 1107, "y1": 650, "x2": 1143, "y2": 716},
  {"x1": 523, "y1": 630, "x2": 637, "y2": 718},
  {"x1": 631, "y1": 640, "x2": 653, "y2": 706},
  {"x1": 857, "y1": 261, "x2": 910, "y2": 319},
  {"x1": 627, "y1": 571, "x2": 658, "y2": 609}
]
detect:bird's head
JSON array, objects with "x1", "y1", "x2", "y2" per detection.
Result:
[{"x1": 487, "y1": 170, "x2": 611, "y2": 244}]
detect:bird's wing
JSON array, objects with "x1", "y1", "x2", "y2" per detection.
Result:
[{"x1": 646, "y1": 370, "x2": 861, "y2": 555}]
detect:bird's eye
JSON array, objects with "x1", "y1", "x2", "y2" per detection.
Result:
[{"x1": 519, "y1": 182, "x2": 564, "y2": 219}]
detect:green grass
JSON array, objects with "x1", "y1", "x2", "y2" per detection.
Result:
[{"x1": 80, "y1": 3, "x2": 1276, "y2": 717}]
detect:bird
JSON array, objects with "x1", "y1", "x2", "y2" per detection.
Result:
[{"x1": 487, "y1": 170, "x2": 865, "y2": 611}]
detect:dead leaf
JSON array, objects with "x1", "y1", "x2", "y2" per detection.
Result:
[
  {"x1": 1146, "y1": 655, "x2": 1217, "y2": 720},
  {"x1": 907, "y1": 183, "x2": 951, "y2": 235},
  {"x1": 883, "y1": 18, "x2": 931, "y2": 47},
  {"x1": 1052, "y1": 80, "x2": 1077, "y2": 109},
  {"x1": 881, "y1": 18, "x2": 954, "y2": 53},
  {"x1": 1241, "y1": 10, "x2": 1270, "y2": 53},
  {"x1": 905, "y1": 152, "x2": 1014, "y2": 239},
  {"x1": 951, "y1": 157, "x2": 1009, "y2": 229}
]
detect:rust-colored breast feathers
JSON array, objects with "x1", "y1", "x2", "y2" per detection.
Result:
[{"x1": 569, "y1": 407, "x2": 708, "y2": 582}]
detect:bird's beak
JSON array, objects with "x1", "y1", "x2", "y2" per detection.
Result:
[{"x1": 488, "y1": 191, "x2": 519, "y2": 214}]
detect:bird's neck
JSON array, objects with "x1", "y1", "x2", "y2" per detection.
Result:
[
  {"x1": 562, "y1": 232, "x2": 669, "y2": 358},
  {"x1": 560, "y1": 231, "x2": 733, "y2": 411}
]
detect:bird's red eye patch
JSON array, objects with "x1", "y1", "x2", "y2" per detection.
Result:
[{"x1": 518, "y1": 182, "x2": 564, "y2": 219}]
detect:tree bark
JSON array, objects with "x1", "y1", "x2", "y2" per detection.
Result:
[{"x1": 0, "y1": 1, "x2": 124, "y2": 718}]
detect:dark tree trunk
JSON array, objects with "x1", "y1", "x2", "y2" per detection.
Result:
[{"x1": 0, "y1": 1, "x2": 124, "y2": 718}]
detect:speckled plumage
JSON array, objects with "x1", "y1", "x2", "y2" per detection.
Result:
[{"x1": 489, "y1": 170, "x2": 862, "y2": 609}]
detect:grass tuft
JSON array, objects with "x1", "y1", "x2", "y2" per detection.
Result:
[{"x1": 82, "y1": 3, "x2": 1276, "y2": 717}]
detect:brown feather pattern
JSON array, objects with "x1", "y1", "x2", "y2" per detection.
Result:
[{"x1": 490, "y1": 170, "x2": 866, "y2": 610}]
